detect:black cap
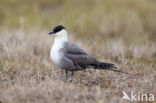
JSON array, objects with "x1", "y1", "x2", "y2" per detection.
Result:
[{"x1": 49, "y1": 25, "x2": 66, "y2": 34}]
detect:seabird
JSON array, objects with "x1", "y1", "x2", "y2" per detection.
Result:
[{"x1": 49, "y1": 25, "x2": 127, "y2": 79}]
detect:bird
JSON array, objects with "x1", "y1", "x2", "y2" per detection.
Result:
[{"x1": 49, "y1": 25, "x2": 127, "y2": 80}]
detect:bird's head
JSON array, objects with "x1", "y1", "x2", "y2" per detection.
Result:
[{"x1": 49, "y1": 25, "x2": 67, "y2": 37}]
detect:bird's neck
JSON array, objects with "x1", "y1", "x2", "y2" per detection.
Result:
[{"x1": 54, "y1": 35, "x2": 68, "y2": 44}]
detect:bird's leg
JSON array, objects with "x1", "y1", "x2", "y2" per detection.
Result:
[
  {"x1": 66, "y1": 70, "x2": 68, "y2": 80},
  {"x1": 71, "y1": 71, "x2": 74, "y2": 78}
]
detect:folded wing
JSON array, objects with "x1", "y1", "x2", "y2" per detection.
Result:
[{"x1": 63, "y1": 42, "x2": 99, "y2": 68}]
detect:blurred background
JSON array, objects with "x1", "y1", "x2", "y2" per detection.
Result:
[
  {"x1": 0, "y1": 0, "x2": 156, "y2": 103},
  {"x1": 0, "y1": 0, "x2": 156, "y2": 42}
]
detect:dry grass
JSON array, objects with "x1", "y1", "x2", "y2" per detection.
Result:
[
  {"x1": 0, "y1": 0, "x2": 156, "y2": 103},
  {"x1": 0, "y1": 29, "x2": 155, "y2": 103}
]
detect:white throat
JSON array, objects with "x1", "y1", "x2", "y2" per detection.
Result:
[{"x1": 54, "y1": 29, "x2": 68, "y2": 43}]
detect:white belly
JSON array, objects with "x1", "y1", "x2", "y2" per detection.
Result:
[{"x1": 50, "y1": 43, "x2": 63, "y2": 66}]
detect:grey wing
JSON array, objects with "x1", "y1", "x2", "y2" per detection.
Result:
[
  {"x1": 64, "y1": 42, "x2": 87, "y2": 55},
  {"x1": 63, "y1": 42, "x2": 100, "y2": 69}
]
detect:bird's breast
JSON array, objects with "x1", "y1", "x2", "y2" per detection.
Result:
[{"x1": 50, "y1": 43, "x2": 64, "y2": 66}]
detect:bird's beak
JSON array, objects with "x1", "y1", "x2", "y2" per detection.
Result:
[{"x1": 49, "y1": 32, "x2": 54, "y2": 35}]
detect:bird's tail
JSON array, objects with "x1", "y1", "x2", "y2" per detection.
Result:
[{"x1": 94, "y1": 62, "x2": 128, "y2": 74}]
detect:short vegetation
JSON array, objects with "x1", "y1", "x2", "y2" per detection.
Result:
[{"x1": 0, "y1": 0, "x2": 156, "y2": 103}]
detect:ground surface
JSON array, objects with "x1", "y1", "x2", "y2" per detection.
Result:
[
  {"x1": 0, "y1": 30, "x2": 155, "y2": 103},
  {"x1": 0, "y1": 0, "x2": 156, "y2": 103}
]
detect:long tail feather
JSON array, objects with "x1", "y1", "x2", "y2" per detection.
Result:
[
  {"x1": 105, "y1": 68, "x2": 129, "y2": 74},
  {"x1": 97, "y1": 62, "x2": 129, "y2": 74}
]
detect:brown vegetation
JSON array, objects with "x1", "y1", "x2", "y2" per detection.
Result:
[{"x1": 0, "y1": 0, "x2": 156, "y2": 103}]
